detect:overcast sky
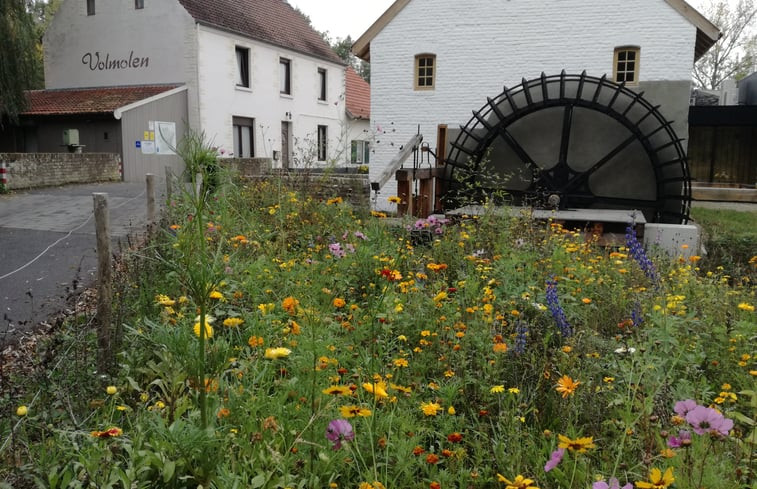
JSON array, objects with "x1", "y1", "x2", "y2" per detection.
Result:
[
  {"x1": 286, "y1": 0, "x2": 742, "y2": 43},
  {"x1": 286, "y1": 0, "x2": 395, "y2": 41}
]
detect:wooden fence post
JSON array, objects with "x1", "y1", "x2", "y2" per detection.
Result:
[
  {"x1": 93, "y1": 193, "x2": 113, "y2": 373},
  {"x1": 146, "y1": 173, "x2": 156, "y2": 224},
  {"x1": 165, "y1": 166, "x2": 173, "y2": 200}
]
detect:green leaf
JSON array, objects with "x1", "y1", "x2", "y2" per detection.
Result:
[
  {"x1": 163, "y1": 460, "x2": 176, "y2": 483},
  {"x1": 730, "y1": 411, "x2": 755, "y2": 426},
  {"x1": 249, "y1": 474, "x2": 267, "y2": 488}
]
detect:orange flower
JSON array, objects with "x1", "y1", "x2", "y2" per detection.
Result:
[
  {"x1": 282, "y1": 296, "x2": 299, "y2": 315},
  {"x1": 447, "y1": 432, "x2": 463, "y2": 443},
  {"x1": 412, "y1": 445, "x2": 425, "y2": 456},
  {"x1": 91, "y1": 427, "x2": 123, "y2": 438},
  {"x1": 493, "y1": 343, "x2": 508, "y2": 353},
  {"x1": 555, "y1": 375, "x2": 580, "y2": 398},
  {"x1": 426, "y1": 453, "x2": 439, "y2": 464},
  {"x1": 333, "y1": 297, "x2": 346, "y2": 308}
]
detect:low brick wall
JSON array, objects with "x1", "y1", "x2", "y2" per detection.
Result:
[
  {"x1": 220, "y1": 157, "x2": 272, "y2": 178},
  {"x1": 270, "y1": 170, "x2": 371, "y2": 208},
  {"x1": 0, "y1": 153, "x2": 121, "y2": 190}
]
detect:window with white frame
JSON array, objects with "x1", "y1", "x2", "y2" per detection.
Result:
[
  {"x1": 236, "y1": 46, "x2": 250, "y2": 88},
  {"x1": 280, "y1": 58, "x2": 292, "y2": 95},
  {"x1": 317, "y1": 125, "x2": 328, "y2": 161},
  {"x1": 350, "y1": 140, "x2": 370, "y2": 164},
  {"x1": 318, "y1": 68, "x2": 327, "y2": 101},
  {"x1": 233, "y1": 117, "x2": 255, "y2": 157}
]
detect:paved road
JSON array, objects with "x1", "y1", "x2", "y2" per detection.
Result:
[{"x1": 0, "y1": 182, "x2": 158, "y2": 344}]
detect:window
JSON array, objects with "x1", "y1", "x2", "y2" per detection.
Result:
[
  {"x1": 87, "y1": 0, "x2": 95, "y2": 15},
  {"x1": 614, "y1": 47, "x2": 640, "y2": 85},
  {"x1": 280, "y1": 58, "x2": 291, "y2": 95},
  {"x1": 317, "y1": 125, "x2": 328, "y2": 161},
  {"x1": 414, "y1": 54, "x2": 436, "y2": 90},
  {"x1": 236, "y1": 46, "x2": 250, "y2": 88},
  {"x1": 351, "y1": 140, "x2": 370, "y2": 164},
  {"x1": 135, "y1": 0, "x2": 144, "y2": 9},
  {"x1": 317, "y1": 68, "x2": 327, "y2": 101},
  {"x1": 232, "y1": 117, "x2": 255, "y2": 158}
]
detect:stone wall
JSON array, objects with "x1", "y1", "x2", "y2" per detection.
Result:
[
  {"x1": 0, "y1": 153, "x2": 121, "y2": 190},
  {"x1": 221, "y1": 157, "x2": 272, "y2": 178},
  {"x1": 245, "y1": 170, "x2": 371, "y2": 209}
]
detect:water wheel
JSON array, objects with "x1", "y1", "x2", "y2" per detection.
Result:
[{"x1": 442, "y1": 71, "x2": 691, "y2": 223}]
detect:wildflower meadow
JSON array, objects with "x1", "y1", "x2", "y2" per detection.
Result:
[{"x1": 2, "y1": 138, "x2": 755, "y2": 489}]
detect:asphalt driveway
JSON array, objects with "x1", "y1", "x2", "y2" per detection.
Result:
[{"x1": 0, "y1": 182, "x2": 158, "y2": 344}]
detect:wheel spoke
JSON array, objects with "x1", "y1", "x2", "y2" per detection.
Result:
[
  {"x1": 560, "y1": 134, "x2": 637, "y2": 193},
  {"x1": 495, "y1": 127, "x2": 558, "y2": 189}
]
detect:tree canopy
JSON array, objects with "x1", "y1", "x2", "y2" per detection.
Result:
[
  {"x1": 0, "y1": 0, "x2": 39, "y2": 124},
  {"x1": 694, "y1": 0, "x2": 757, "y2": 89}
]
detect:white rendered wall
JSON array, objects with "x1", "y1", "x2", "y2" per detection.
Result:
[
  {"x1": 344, "y1": 118, "x2": 372, "y2": 166},
  {"x1": 369, "y1": 0, "x2": 699, "y2": 208},
  {"x1": 197, "y1": 27, "x2": 346, "y2": 166},
  {"x1": 44, "y1": 1, "x2": 194, "y2": 90}
]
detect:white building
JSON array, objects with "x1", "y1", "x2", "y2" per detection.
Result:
[
  {"x1": 353, "y1": 0, "x2": 719, "y2": 212},
  {"x1": 30, "y1": 0, "x2": 347, "y2": 180}
]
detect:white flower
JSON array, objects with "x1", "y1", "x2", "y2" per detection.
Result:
[{"x1": 614, "y1": 347, "x2": 636, "y2": 354}]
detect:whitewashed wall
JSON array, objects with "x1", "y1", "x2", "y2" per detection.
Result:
[
  {"x1": 368, "y1": 0, "x2": 699, "y2": 208},
  {"x1": 197, "y1": 27, "x2": 346, "y2": 166}
]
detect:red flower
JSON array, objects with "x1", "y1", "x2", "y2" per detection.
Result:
[
  {"x1": 447, "y1": 432, "x2": 463, "y2": 443},
  {"x1": 412, "y1": 445, "x2": 425, "y2": 456},
  {"x1": 430, "y1": 483, "x2": 441, "y2": 489},
  {"x1": 426, "y1": 453, "x2": 440, "y2": 464}
]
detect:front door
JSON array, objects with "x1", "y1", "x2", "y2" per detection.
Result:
[{"x1": 281, "y1": 122, "x2": 290, "y2": 169}]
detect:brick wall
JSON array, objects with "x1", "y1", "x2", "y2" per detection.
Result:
[{"x1": 0, "y1": 153, "x2": 121, "y2": 190}]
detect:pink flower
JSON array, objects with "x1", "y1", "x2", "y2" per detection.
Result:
[
  {"x1": 325, "y1": 419, "x2": 354, "y2": 450},
  {"x1": 685, "y1": 405, "x2": 733, "y2": 436},
  {"x1": 673, "y1": 399, "x2": 698, "y2": 417},
  {"x1": 667, "y1": 430, "x2": 691, "y2": 448},
  {"x1": 544, "y1": 448, "x2": 565, "y2": 472},
  {"x1": 593, "y1": 478, "x2": 633, "y2": 489}
]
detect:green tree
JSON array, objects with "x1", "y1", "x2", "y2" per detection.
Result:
[
  {"x1": 694, "y1": 0, "x2": 757, "y2": 89},
  {"x1": 0, "y1": 0, "x2": 39, "y2": 124}
]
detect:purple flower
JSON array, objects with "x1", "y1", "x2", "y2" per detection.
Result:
[
  {"x1": 674, "y1": 399, "x2": 698, "y2": 418},
  {"x1": 593, "y1": 478, "x2": 633, "y2": 489},
  {"x1": 686, "y1": 405, "x2": 733, "y2": 436},
  {"x1": 666, "y1": 429, "x2": 691, "y2": 448},
  {"x1": 325, "y1": 419, "x2": 354, "y2": 450},
  {"x1": 353, "y1": 231, "x2": 367, "y2": 240},
  {"x1": 544, "y1": 448, "x2": 564, "y2": 472},
  {"x1": 329, "y1": 242, "x2": 346, "y2": 259}
]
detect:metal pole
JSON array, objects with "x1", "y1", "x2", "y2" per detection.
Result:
[
  {"x1": 165, "y1": 166, "x2": 173, "y2": 200},
  {"x1": 93, "y1": 193, "x2": 112, "y2": 373}
]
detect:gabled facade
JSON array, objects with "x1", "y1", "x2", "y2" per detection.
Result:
[
  {"x1": 345, "y1": 67, "x2": 372, "y2": 166},
  {"x1": 33, "y1": 0, "x2": 347, "y2": 179},
  {"x1": 353, "y1": 0, "x2": 719, "y2": 207}
]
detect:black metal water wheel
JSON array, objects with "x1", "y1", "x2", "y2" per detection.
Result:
[{"x1": 442, "y1": 71, "x2": 691, "y2": 223}]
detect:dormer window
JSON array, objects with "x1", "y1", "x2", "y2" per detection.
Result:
[
  {"x1": 614, "y1": 47, "x2": 640, "y2": 85},
  {"x1": 87, "y1": 0, "x2": 95, "y2": 15}
]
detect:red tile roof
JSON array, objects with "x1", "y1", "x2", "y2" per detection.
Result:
[
  {"x1": 177, "y1": 0, "x2": 343, "y2": 65},
  {"x1": 345, "y1": 67, "x2": 370, "y2": 120},
  {"x1": 22, "y1": 85, "x2": 179, "y2": 116}
]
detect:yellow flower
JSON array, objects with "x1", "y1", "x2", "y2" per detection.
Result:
[
  {"x1": 490, "y1": 385, "x2": 505, "y2": 394},
  {"x1": 193, "y1": 321, "x2": 214, "y2": 339},
  {"x1": 363, "y1": 382, "x2": 389, "y2": 399},
  {"x1": 508, "y1": 387, "x2": 520, "y2": 394},
  {"x1": 393, "y1": 358, "x2": 409, "y2": 368},
  {"x1": 258, "y1": 303, "x2": 275, "y2": 315},
  {"x1": 223, "y1": 317, "x2": 244, "y2": 327},
  {"x1": 387, "y1": 196, "x2": 402, "y2": 204},
  {"x1": 557, "y1": 434, "x2": 596, "y2": 453},
  {"x1": 321, "y1": 385, "x2": 352, "y2": 396},
  {"x1": 340, "y1": 405, "x2": 372, "y2": 418},
  {"x1": 555, "y1": 375, "x2": 580, "y2": 398},
  {"x1": 209, "y1": 290, "x2": 224, "y2": 300},
  {"x1": 420, "y1": 401, "x2": 443, "y2": 416},
  {"x1": 581, "y1": 297, "x2": 592, "y2": 304},
  {"x1": 433, "y1": 291, "x2": 448, "y2": 303},
  {"x1": 447, "y1": 406, "x2": 456, "y2": 415},
  {"x1": 106, "y1": 385, "x2": 118, "y2": 395},
  {"x1": 496, "y1": 474, "x2": 540, "y2": 489},
  {"x1": 737, "y1": 302, "x2": 755, "y2": 312},
  {"x1": 155, "y1": 294, "x2": 176, "y2": 306},
  {"x1": 635, "y1": 467, "x2": 674, "y2": 489},
  {"x1": 16, "y1": 405, "x2": 28, "y2": 416},
  {"x1": 264, "y1": 347, "x2": 292, "y2": 359}
]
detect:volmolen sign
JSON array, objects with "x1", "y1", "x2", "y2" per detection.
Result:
[{"x1": 81, "y1": 51, "x2": 150, "y2": 71}]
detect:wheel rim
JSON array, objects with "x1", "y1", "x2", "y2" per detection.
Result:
[{"x1": 442, "y1": 71, "x2": 691, "y2": 224}]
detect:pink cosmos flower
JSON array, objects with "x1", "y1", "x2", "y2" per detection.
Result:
[
  {"x1": 667, "y1": 429, "x2": 692, "y2": 448},
  {"x1": 544, "y1": 448, "x2": 565, "y2": 472},
  {"x1": 325, "y1": 419, "x2": 354, "y2": 450},
  {"x1": 685, "y1": 405, "x2": 733, "y2": 436},
  {"x1": 673, "y1": 399, "x2": 698, "y2": 417},
  {"x1": 593, "y1": 478, "x2": 633, "y2": 489}
]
